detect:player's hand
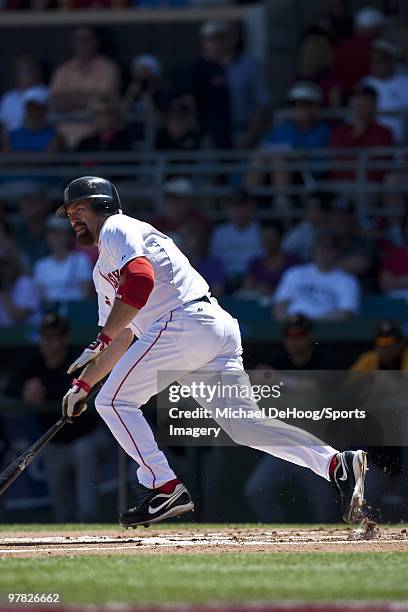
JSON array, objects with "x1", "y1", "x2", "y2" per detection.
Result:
[
  {"x1": 67, "y1": 332, "x2": 111, "y2": 375},
  {"x1": 62, "y1": 379, "x2": 91, "y2": 418}
]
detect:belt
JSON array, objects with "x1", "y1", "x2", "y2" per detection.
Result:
[{"x1": 184, "y1": 294, "x2": 211, "y2": 306}]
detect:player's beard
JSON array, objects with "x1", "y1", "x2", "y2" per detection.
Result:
[{"x1": 75, "y1": 225, "x2": 94, "y2": 246}]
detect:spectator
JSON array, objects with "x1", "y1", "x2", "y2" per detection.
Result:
[
  {"x1": 178, "y1": 222, "x2": 225, "y2": 298},
  {"x1": 296, "y1": 32, "x2": 341, "y2": 108},
  {"x1": 156, "y1": 97, "x2": 200, "y2": 152},
  {"x1": 11, "y1": 184, "x2": 51, "y2": 263},
  {"x1": 263, "y1": 82, "x2": 330, "y2": 150},
  {"x1": 330, "y1": 85, "x2": 393, "y2": 182},
  {"x1": 210, "y1": 191, "x2": 263, "y2": 288},
  {"x1": 334, "y1": 6, "x2": 385, "y2": 98},
  {"x1": 0, "y1": 58, "x2": 47, "y2": 133},
  {"x1": 243, "y1": 221, "x2": 298, "y2": 297},
  {"x1": 34, "y1": 217, "x2": 93, "y2": 304},
  {"x1": 77, "y1": 96, "x2": 131, "y2": 152},
  {"x1": 329, "y1": 196, "x2": 378, "y2": 287},
  {"x1": 50, "y1": 27, "x2": 121, "y2": 149},
  {"x1": 218, "y1": 20, "x2": 271, "y2": 148},
  {"x1": 247, "y1": 83, "x2": 329, "y2": 207},
  {"x1": 3, "y1": 88, "x2": 63, "y2": 153},
  {"x1": 278, "y1": 313, "x2": 340, "y2": 369},
  {"x1": 6, "y1": 313, "x2": 105, "y2": 522},
  {"x1": 191, "y1": 20, "x2": 231, "y2": 148},
  {"x1": 122, "y1": 54, "x2": 166, "y2": 122},
  {"x1": 151, "y1": 178, "x2": 211, "y2": 242},
  {"x1": 282, "y1": 191, "x2": 331, "y2": 262},
  {"x1": 362, "y1": 39, "x2": 408, "y2": 143},
  {"x1": 273, "y1": 231, "x2": 360, "y2": 321},
  {"x1": 0, "y1": 247, "x2": 40, "y2": 327},
  {"x1": 314, "y1": 0, "x2": 353, "y2": 44},
  {"x1": 352, "y1": 320, "x2": 408, "y2": 370}
]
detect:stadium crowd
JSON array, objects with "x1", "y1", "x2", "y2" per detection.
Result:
[
  {"x1": 1, "y1": 6, "x2": 408, "y2": 325},
  {"x1": 1, "y1": 1, "x2": 408, "y2": 523}
]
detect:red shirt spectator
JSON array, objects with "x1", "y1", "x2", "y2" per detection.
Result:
[
  {"x1": 330, "y1": 85, "x2": 393, "y2": 182},
  {"x1": 334, "y1": 7, "x2": 385, "y2": 98},
  {"x1": 296, "y1": 32, "x2": 341, "y2": 108}
]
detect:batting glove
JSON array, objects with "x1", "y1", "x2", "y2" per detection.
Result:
[
  {"x1": 67, "y1": 332, "x2": 111, "y2": 375},
  {"x1": 62, "y1": 379, "x2": 91, "y2": 418}
]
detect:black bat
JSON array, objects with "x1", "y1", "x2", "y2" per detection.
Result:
[{"x1": 0, "y1": 381, "x2": 103, "y2": 497}]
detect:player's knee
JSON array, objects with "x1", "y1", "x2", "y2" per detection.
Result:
[
  {"x1": 228, "y1": 424, "x2": 248, "y2": 447},
  {"x1": 94, "y1": 389, "x2": 111, "y2": 415}
]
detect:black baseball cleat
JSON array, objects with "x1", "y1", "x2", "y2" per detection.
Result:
[
  {"x1": 120, "y1": 480, "x2": 194, "y2": 528},
  {"x1": 330, "y1": 450, "x2": 368, "y2": 523}
]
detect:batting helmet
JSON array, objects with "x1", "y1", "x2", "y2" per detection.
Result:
[{"x1": 55, "y1": 176, "x2": 122, "y2": 218}]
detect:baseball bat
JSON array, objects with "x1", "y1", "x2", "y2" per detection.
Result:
[{"x1": 0, "y1": 381, "x2": 103, "y2": 497}]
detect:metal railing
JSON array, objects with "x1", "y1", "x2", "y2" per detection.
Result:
[{"x1": 1, "y1": 146, "x2": 407, "y2": 219}]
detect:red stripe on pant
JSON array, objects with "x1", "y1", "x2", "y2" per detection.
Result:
[{"x1": 110, "y1": 312, "x2": 173, "y2": 489}]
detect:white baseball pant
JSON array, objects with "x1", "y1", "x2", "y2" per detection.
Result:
[{"x1": 95, "y1": 298, "x2": 337, "y2": 488}]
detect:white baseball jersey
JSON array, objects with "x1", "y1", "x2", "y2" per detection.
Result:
[
  {"x1": 92, "y1": 212, "x2": 337, "y2": 492},
  {"x1": 94, "y1": 213, "x2": 209, "y2": 336}
]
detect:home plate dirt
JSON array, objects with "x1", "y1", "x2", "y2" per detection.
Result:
[{"x1": 1, "y1": 524, "x2": 407, "y2": 557}]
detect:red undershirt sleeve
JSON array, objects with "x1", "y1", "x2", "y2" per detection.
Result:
[{"x1": 117, "y1": 257, "x2": 154, "y2": 309}]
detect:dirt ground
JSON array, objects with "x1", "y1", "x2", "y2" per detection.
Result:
[{"x1": 1, "y1": 522, "x2": 407, "y2": 557}]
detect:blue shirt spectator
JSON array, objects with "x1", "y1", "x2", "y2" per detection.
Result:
[
  {"x1": 10, "y1": 126, "x2": 57, "y2": 152},
  {"x1": 264, "y1": 81, "x2": 330, "y2": 151},
  {"x1": 4, "y1": 87, "x2": 63, "y2": 154},
  {"x1": 264, "y1": 119, "x2": 330, "y2": 150}
]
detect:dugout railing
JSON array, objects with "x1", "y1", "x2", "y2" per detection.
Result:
[{"x1": 1, "y1": 146, "x2": 408, "y2": 220}]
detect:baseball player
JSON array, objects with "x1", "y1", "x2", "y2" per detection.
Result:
[{"x1": 59, "y1": 176, "x2": 367, "y2": 527}]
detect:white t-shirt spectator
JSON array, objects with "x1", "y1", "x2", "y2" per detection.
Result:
[
  {"x1": 362, "y1": 74, "x2": 408, "y2": 142},
  {"x1": 274, "y1": 263, "x2": 360, "y2": 319},
  {"x1": 210, "y1": 221, "x2": 264, "y2": 278},
  {"x1": 0, "y1": 275, "x2": 41, "y2": 326},
  {"x1": 0, "y1": 86, "x2": 49, "y2": 132},
  {"x1": 34, "y1": 252, "x2": 92, "y2": 302}
]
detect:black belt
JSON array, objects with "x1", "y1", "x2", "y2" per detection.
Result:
[{"x1": 185, "y1": 295, "x2": 211, "y2": 306}]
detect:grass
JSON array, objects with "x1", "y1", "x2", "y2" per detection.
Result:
[
  {"x1": 0, "y1": 524, "x2": 407, "y2": 605},
  {"x1": 1, "y1": 552, "x2": 408, "y2": 605}
]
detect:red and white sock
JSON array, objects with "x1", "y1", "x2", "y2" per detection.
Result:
[{"x1": 156, "y1": 478, "x2": 181, "y2": 494}]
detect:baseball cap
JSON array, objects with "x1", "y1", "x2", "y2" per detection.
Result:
[
  {"x1": 46, "y1": 216, "x2": 73, "y2": 231},
  {"x1": 288, "y1": 82, "x2": 322, "y2": 105},
  {"x1": 283, "y1": 314, "x2": 313, "y2": 338},
  {"x1": 199, "y1": 20, "x2": 228, "y2": 38},
  {"x1": 40, "y1": 312, "x2": 69, "y2": 336},
  {"x1": 354, "y1": 7, "x2": 385, "y2": 31},
  {"x1": 164, "y1": 177, "x2": 193, "y2": 197},
  {"x1": 372, "y1": 38, "x2": 398, "y2": 57},
  {"x1": 131, "y1": 54, "x2": 162, "y2": 78},
  {"x1": 22, "y1": 86, "x2": 48, "y2": 107},
  {"x1": 374, "y1": 321, "x2": 403, "y2": 347}
]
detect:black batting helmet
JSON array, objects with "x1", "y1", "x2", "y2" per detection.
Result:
[{"x1": 56, "y1": 176, "x2": 122, "y2": 218}]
